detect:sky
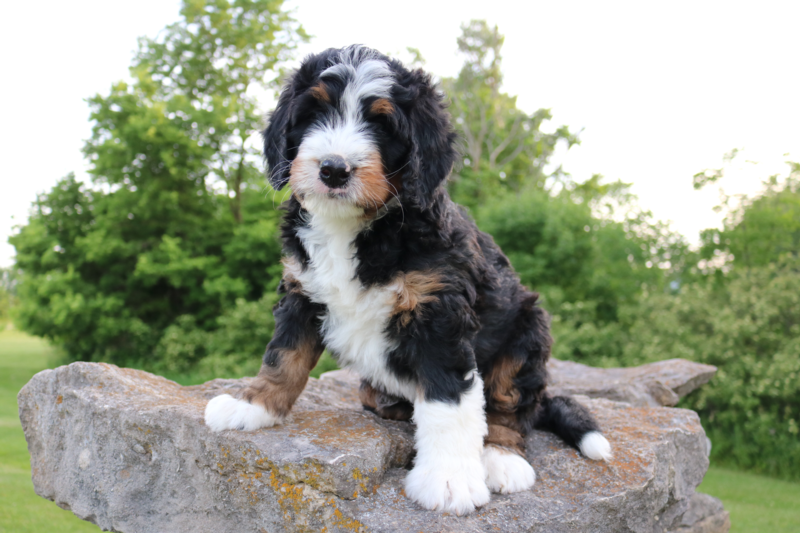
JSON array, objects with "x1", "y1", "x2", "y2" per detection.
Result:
[{"x1": 1, "y1": 0, "x2": 798, "y2": 267}]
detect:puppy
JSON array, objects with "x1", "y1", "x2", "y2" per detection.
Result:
[{"x1": 205, "y1": 45, "x2": 611, "y2": 515}]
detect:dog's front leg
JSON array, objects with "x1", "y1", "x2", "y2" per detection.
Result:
[
  {"x1": 205, "y1": 290, "x2": 324, "y2": 432},
  {"x1": 405, "y1": 370, "x2": 490, "y2": 515},
  {"x1": 407, "y1": 374, "x2": 490, "y2": 515},
  {"x1": 391, "y1": 291, "x2": 490, "y2": 514}
]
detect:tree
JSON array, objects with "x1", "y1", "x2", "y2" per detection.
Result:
[
  {"x1": 0, "y1": 267, "x2": 16, "y2": 326},
  {"x1": 612, "y1": 257, "x2": 800, "y2": 480},
  {"x1": 442, "y1": 21, "x2": 579, "y2": 209},
  {"x1": 9, "y1": 0, "x2": 302, "y2": 367},
  {"x1": 475, "y1": 186, "x2": 685, "y2": 344},
  {"x1": 104, "y1": 0, "x2": 307, "y2": 223},
  {"x1": 697, "y1": 159, "x2": 800, "y2": 271}
]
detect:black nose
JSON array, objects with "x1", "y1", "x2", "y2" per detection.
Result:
[{"x1": 319, "y1": 156, "x2": 351, "y2": 188}]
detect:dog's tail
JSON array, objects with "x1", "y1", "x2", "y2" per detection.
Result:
[{"x1": 530, "y1": 394, "x2": 613, "y2": 461}]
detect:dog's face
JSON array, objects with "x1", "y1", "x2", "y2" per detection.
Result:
[{"x1": 262, "y1": 46, "x2": 456, "y2": 215}]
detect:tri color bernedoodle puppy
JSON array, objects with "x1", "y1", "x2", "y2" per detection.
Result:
[{"x1": 205, "y1": 45, "x2": 612, "y2": 515}]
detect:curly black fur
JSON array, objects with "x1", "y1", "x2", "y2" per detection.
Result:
[{"x1": 260, "y1": 45, "x2": 601, "y2": 451}]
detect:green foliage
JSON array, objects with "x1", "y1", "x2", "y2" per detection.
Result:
[
  {"x1": 155, "y1": 291, "x2": 279, "y2": 382},
  {"x1": 128, "y1": 0, "x2": 307, "y2": 222},
  {"x1": 8, "y1": 8, "x2": 800, "y2": 485},
  {"x1": 0, "y1": 268, "x2": 16, "y2": 327},
  {"x1": 692, "y1": 148, "x2": 739, "y2": 190},
  {"x1": 10, "y1": 171, "x2": 284, "y2": 367},
  {"x1": 476, "y1": 183, "x2": 688, "y2": 327},
  {"x1": 616, "y1": 259, "x2": 800, "y2": 480},
  {"x1": 442, "y1": 21, "x2": 578, "y2": 210},
  {"x1": 700, "y1": 164, "x2": 800, "y2": 270},
  {"x1": 9, "y1": 0, "x2": 301, "y2": 370},
  {"x1": 477, "y1": 147, "x2": 800, "y2": 479}
]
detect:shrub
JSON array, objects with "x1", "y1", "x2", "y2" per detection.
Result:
[
  {"x1": 154, "y1": 292, "x2": 279, "y2": 384},
  {"x1": 620, "y1": 259, "x2": 800, "y2": 479}
]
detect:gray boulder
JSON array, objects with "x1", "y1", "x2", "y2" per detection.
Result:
[
  {"x1": 546, "y1": 358, "x2": 718, "y2": 407},
  {"x1": 18, "y1": 360, "x2": 729, "y2": 532}
]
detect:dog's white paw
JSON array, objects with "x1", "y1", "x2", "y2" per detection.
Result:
[
  {"x1": 404, "y1": 457, "x2": 490, "y2": 515},
  {"x1": 579, "y1": 431, "x2": 613, "y2": 461},
  {"x1": 204, "y1": 394, "x2": 281, "y2": 432},
  {"x1": 482, "y1": 445, "x2": 536, "y2": 494}
]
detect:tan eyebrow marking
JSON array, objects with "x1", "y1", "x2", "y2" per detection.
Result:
[
  {"x1": 370, "y1": 98, "x2": 394, "y2": 114},
  {"x1": 309, "y1": 82, "x2": 330, "y2": 103}
]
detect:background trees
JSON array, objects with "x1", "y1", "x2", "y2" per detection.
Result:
[
  {"x1": 9, "y1": 0, "x2": 301, "y2": 370},
  {"x1": 7, "y1": 9, "x2": 800, "y2": 479},
  {"x1": 442, "y1": 20, "x2": 579, "y2": 210},
  {"x1": 0, "y1": 267, "x2": 15, "y2": 328}
]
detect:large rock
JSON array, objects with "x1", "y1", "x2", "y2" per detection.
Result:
[
  {"x1": 546, "y1": 358, "x2": 718, "y2": 407},
  {"x1": 18, "y1": 361, "x2": 728, "y2": 533}
]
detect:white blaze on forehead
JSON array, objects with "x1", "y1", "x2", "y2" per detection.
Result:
[{"x1": 320, "y1": 56, "x2": 394, "y2": 122}]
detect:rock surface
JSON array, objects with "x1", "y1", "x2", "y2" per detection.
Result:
[
  {"x1": 18, "y1": 361, "x2": 728, "y2": 533},
  {"x1": 546, "y1": 358, "x2": 718, "y2": 407}
]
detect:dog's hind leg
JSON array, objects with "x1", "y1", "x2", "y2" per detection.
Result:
[
  {"x1": 358, "y1": 380, "x2": 414, "y2": 421},
  {"x1": 204, "y1": 290, "x2": 324, "y2": 432},
  {"x1": 481, "y1": 399, "x2": 536, "y2": 493},
  {"x1": 479, "y1": 293, "x2": 549, "y2": 493},
  {"x1": 484, "y1": 293, "x2": 612, "y2": 463}
]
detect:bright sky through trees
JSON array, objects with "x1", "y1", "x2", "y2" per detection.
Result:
[{"x1": 1, "y1": 0, "x2": 798, "y2": 267}]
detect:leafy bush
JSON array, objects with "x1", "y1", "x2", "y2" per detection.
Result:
[
  {"x1": 475, "y1": 186, "x2": 679, "y2": 325},
  {"x1": 615, "y1": 259, "x2": 800, "y2": 479},
  {"x1": 699, "y1": 164, "x2": 800, "y2": 270},
  {"x1": 154, "y1": 292, "x2": 279, "y2": 383},
  {"x1": 9, "y1": 175, "x2": 283, "y2": 369},
  {"x1": 8, "y1": 0, "x2": 300, "y2": 369},
  {"x1": 477, "y1": 177, "x2": 800, "y2": 480}
]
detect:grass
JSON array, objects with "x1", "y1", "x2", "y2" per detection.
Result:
[
  {"x1": 698, "y1": 467, "x2": 800, "y2": 532},
  {"x1": 0, "y1": 328, "x2": 798, "y2": 532},
  {"x1": 0, "y1": 328, "x2": 100, "y2": 532}
]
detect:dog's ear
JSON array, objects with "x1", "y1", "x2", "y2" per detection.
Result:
[
  {"x1": 399, "y1": 69, "x2": 457, "y2": 211},
  {"x1": 262, "y1": 85, "x2": 295, "y2": 191}
]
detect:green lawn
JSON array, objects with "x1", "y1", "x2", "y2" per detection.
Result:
[
  {"x1": 0, "y1": 329, "x2": 100, "y2": 532},
  {"x1": 1, "y1": 329, "x2": 799, "y2": 532},
  {"x1": 699, "y1": 467, "x2": 800, "y2": 532}
]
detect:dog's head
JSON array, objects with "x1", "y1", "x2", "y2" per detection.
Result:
[{"x1": 263, "y1": 45, "x2": 456, "y2": 215}]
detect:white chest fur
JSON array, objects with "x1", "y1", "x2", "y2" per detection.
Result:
[{"x1": 294, "y1": 211, "x2": 416, "y2": 400}]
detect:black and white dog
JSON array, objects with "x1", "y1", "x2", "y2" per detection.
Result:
[{"x1": 205, "y1": 45, "x2": 611, "y2": 515}]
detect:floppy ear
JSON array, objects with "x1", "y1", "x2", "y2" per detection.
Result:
[
  {"x1": 262, "y1": 85, "x2": 295, "y2": 191},
  {"x1": 402, "y1": 70, "x2": 457, "y2": 210}
]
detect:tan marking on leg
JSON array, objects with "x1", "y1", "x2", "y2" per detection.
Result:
[
  {"x1": 484, "y1": 356, "x2": 524, "y2": 412},
  {"x1": 370, "y1": 98, "x2": 394, "y2": 114},
  {"x1": 484, "y1": 424, "x2": 525, "y2": 456},
  {"x1": 240, "y1": 338, "x2": 323, "y2": 418},
  {"x1": 359, "y1": 380, "x2": 380, "y2": 410},
  {"x1": 309, "y1": 82, "x2": 330, "y2": 103},
  {"x1": 486, "y1": 411, "x2": 523, "y2": 433},
  {"x1": 391, "y1": 271, "x2": 446, "y2": 327},
  {"x1": 359, "y1": 380, "x2": 414, "y2": 421}
]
